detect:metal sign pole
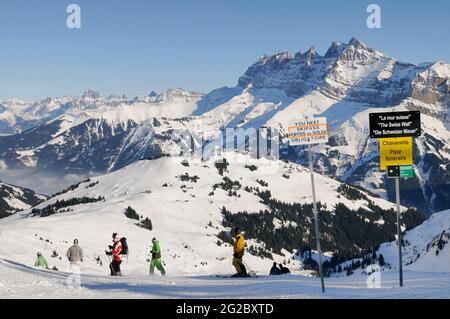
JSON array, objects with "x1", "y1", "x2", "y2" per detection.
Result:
[
  {"x1": 368, "y1": 111, "x2": 420, "y2": 288},
  {"x1": 309, "y1": 144, "x2": 325, "y2": 293},
  {"x1": 395, "y1": 177, "x2": 403, "y2": 287}
]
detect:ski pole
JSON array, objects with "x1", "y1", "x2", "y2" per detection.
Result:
[
  {"x1": 242, "y1": 259, "x2": 252, "y2": 270},
  {"x1": 106, "y1": 253, "x2": 115, "y2": 276},
  {"x1": 243, "y1": 260, "x2": 255, "y2": 275}
]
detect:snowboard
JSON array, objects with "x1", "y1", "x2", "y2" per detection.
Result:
[{"x1": 215, "y1": 273, "x2": 259, "y2": 278}]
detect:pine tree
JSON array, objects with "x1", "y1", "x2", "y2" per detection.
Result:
[
  {"x1": 378, "y1": 254, "x2": 385, "y2": 267},
  {"x1": 372, "y1": 250, "x2": 377, "y2": 261},
  {"x1": 139, "y1": 217, "x2": 153, "y2": 231},
  {"x1": 124, "y1": 206, "x2": 139, "y2": 220}
]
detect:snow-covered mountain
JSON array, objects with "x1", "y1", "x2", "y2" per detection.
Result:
[
  {"x1": 334, "y1": 208, "x2": 450, "y2": 277},
  {"x1": 0, "y1": 38, "x2": 448, "y2": 213},
  {"x1": 0, "y1": 153, "x2": 425, "y2": 276},
  {"x1": 239, "y1": 38, "x2": 448, "y2": 108},
  {"x1": 0, "y1": 182, "x2": 45, "y2": 218},
  {"x1": 236, "y1": 37, "x2": 449, "y2": 213},
  {"x1": 0, "y1": 88, "x2": 202, "y2": 135},
  {"x1": 0, "y1": 155, "x2": 447, "y2": 298},
  {"x1": 380, "y1": 208, "x2": 450, "y2": 272}
]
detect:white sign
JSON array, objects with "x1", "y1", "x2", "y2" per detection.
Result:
[{"x1": 288, "y1": 117, "x2": 328, "y2": 145}]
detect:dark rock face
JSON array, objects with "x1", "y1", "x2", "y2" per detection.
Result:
[
  {"x1": 238, "y1": 39, "x2": 447, "y2": 110},
  {"x1": 0, "y1": 119, "x2": 167, "y2": 174}
]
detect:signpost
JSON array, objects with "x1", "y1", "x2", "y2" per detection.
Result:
[
  {"x1": 369, "y1": 110, "x2": 421, "y2": 288},
  {"x1": 399, "y1": 165, "x2": 414, "y2": 179},
  {"x1": 379, "y1": 137, "x2": 413, "y2": 171},
  {"x1": 395, "y1": 175, "x2": 403, "y2": 287},
  {"x1": 287, "y1": 117, "x2": 328, "y2": 145},
  {"x1": 288, "y1": 117, "x2": 328, "y2": 294},
  {"x1": 369, "y1": 111, "x2": 421, "y2": 138},
  {"x1": 387, "y1": 165, "x2": 414, "y2": 179},
  {"x1": 387, "y1": 165, "x2": 400, "y2": 178}
]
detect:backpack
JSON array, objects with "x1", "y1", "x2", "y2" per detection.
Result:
[{"x1": 120, "y1": 237, "x2": 129, "y2": 255}]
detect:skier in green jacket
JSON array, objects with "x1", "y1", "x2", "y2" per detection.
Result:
[
  {"x1": 34, "y1": 252, "x2": 49, "y2": 269},
  {"x1": 149, "y1": 237, "x2": 166, "y2": 276}
]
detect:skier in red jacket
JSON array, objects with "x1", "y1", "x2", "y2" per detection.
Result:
[{"x1": 106, "y1": 233, "x2": 122, "y2": 276}]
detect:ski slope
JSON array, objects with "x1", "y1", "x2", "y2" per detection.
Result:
[
  {"x1": 0, "y1": 154, "x2": 448, "y2": 298},
  {"x1": 1, "y1": 257, "x2": 449, "y2": 299},
  {"x1": 0, "y1": 152, "x2": 407, "y2": 279}
]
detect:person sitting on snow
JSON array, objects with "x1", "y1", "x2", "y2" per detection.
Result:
[
  {"x1": 269, "y1": 262, "x2": 282, "y2": 275},
  {"x1": 279, "y1": 263, "x2": 291, "y2": 274},
  {"x1": 34, "y1": 252, "x2": 49, "y2": 269}
]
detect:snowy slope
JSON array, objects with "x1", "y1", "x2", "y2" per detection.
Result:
[
  {"x1": 379, "y1": 209, "x2": 450, "y2": 272},
  {"x1": 331, "y1": 208, "x2": 450, "y2": 279},
  {"x1": 0, "y1": 152, "x2": 417, "y2": 279},
  {"x1": 0, "y1": 154, "x2": 446, "y2": 298},
  {"x1": 2, "y1": 257, "x2": 450, "y2": 298}
]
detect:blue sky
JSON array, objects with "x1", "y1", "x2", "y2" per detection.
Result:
[{"x1": 0, "y1": 0, "x2": 449, "y2": 101}]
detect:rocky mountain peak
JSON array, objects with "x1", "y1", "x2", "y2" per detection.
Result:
[
  {"x1": 82, "y1": 89, "x2": 101, "y2": 100},
  {"x1": 148, "y1": 90, "x2": 159, "y2": 97},
  {"x1": 348, "y1": 37, "x2": 368, "y2": 50},
  {"x1": 324, "y1": 41, "x2": 345, "y2": 58}
]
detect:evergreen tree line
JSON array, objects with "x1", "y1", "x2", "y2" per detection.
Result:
[
  {"x1": 179, "y1": 173, "x2": 200, "y2": 183},
  {"x1": 31, "y1": 196, "x2": 105, "y2": 217},
  {"x1": 337, "y1": 183, "x2": 381, "y2": 200},
  {"x1": 50, "y1": 179, "x2": 92, "y2": 198},
  {"x1": 220, "y1": 185, "x2": 426, "y2": 266},
  {"x1": 244, "y1": 164, "x2": 258, "y2": 172},
  {"x1": 212, "y1": 177, "x2": 242, "y2": 197},
  {"x1": 87, "y1": 181, "x2": 99, "y2": 188},
  {"x1": 124, "y1": 206, "x2": 153, "y2": 231},
  {"x1": 337, "y1": 184, "x2": 369, "y2": 201}
]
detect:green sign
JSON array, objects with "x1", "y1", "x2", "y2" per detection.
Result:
[{"x1": 399, "y1": 165, "x2": 414, "y2": 179}]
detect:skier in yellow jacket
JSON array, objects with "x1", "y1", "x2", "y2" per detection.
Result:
[{"x1": 232, "y1": 227, "x2": 247, "y2": 277}]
